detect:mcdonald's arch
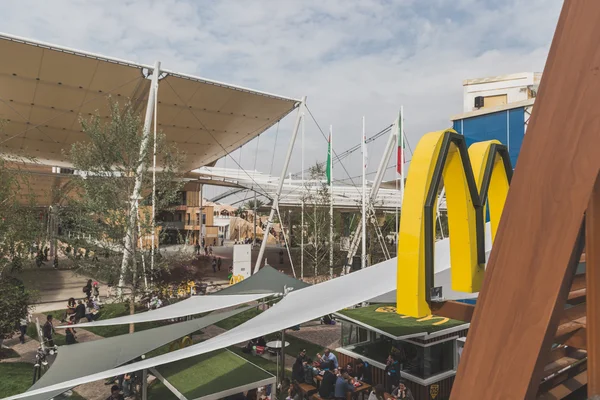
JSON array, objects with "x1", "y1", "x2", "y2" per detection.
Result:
[{"x1": 396, "y1": 129, "x2": 513, "y2": 317}]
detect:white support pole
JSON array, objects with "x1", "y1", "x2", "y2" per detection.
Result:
[
  {"x1": 136, "y1": 198, "x2": 148, "y2": 290},
  {"x1": 118, "y1": 61, "x2": 160, "y2": 297},
  {"x1": 254, "y1": 97, "x2": 306, "y2": 274},
  {"x1": 301, "y1": 112, "x2": 305, "y2": 280},
  {"x1": 346, "y1": 122, "x2": 396, "y2": 264},
  {"x1": 400, "y1": 106, "x2": 405, "y2": 207},
  {"x1": 361, "y1": 116, "x2": 367, "y2": 269},
  {"x1": 329, "y1": 125, "x2": 334, "y2": 279},
  {"x1": 275, "y1": 205, "x2": 296, "y2": 278},
  {"x1": 151, "y1": 74, "x2": 159, "y2": 273}
]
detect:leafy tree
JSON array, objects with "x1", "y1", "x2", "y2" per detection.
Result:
[
  {"x1": 57, "y1": 102, "x2": 184, "y2": 332},
  {"x1": 0, "y1": 151, "x2": 41, "y2": 342}
]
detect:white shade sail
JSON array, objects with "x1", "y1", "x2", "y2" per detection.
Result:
[
  {"x1": 4, "y1": 234, "x2": 488, "y2": 400},
  {"x1": 0, "y1": 33, "x2": 299, "y2": 172},
  {"x1": 64, "y1": 293, "x2": 270, "y2": 328}
]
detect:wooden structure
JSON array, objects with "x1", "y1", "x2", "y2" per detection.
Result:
[{"x1": 449, "y1": 1, "x2": 600, "y2": 398}]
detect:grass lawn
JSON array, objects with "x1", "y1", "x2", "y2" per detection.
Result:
[
  {"x1": 0, "y1": 347, "x2": 20, "y2": 359},
  {"x1": 336, "y1": 304, "x2": 466, "y2": 338},
  {"x1": 0, "y1": 363, "x2": 35, "y2": 397},
  {"x1": 32, "y1": 303, "x2": 164, "y2": 339},
  {"x1": 150, "y1": 349, "x2": 273, "y2": 400}
]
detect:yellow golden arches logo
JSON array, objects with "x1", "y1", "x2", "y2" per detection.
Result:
[
  {"x1": 229, "y1": 274, "x2": 245, "y2": 285},
  {"x1": 397, "y1": 129, "x2": 512, "y2": 317},
  {"x1": 375, "y1": 307, "x2": 450, "y2": 325},
  {"x1": 169, "y1": 336, "x2": 193, "y2": 352}
]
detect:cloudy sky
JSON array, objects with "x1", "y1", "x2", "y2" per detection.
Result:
[{"x1": 1, "y1": 0, "x2": 562, "y2": 200}]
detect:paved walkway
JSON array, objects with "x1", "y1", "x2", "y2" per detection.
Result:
[{"x1": 287, "y1": 322, "x2": 341, "y2": 350}]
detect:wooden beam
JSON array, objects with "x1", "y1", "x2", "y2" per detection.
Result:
[
  {"x1": 559, "y1": 303, "x2": 587, "y2": 325},
  {"x1": 570, "y1": 274, "x2": 586, "y2": 292},
  {"x1": 450, "y1": 1, "x2": 600, "y2": 398},
  {"x1": 587, "y1": 173, "x2": 600, "y2": 396},
  {"x1": 537, "y1": 370, "x2": 587, "y2": 399},
  {"x1": 430, "y1": 301, "x2": 475, "y2": 323}
]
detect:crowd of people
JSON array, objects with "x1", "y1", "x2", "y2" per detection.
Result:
[{"x1": 287, "y1": 348, "x2": 412, "y2": 400}]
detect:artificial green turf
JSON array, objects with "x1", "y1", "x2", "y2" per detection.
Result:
[
  {"x1": 214, "y1": 306, "x2": 263, "y2": 330},
  {"x1": 336, "y1": 304, "x2": 466, "y2": 338},
  {"x1": 0, "y1": 363, "x2": 35, "y2": 397},
  {"x1": 154, "y1": 349, "x2": 273, "y2": 399}
]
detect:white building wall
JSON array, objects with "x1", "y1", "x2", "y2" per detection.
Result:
[{"x1": 462, "y1": 72, "x2": 541, "y2": 112}]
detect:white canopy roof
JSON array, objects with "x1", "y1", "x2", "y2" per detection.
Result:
[
  {"x1": 0, "y1": 33, "x2": 299, "y2": 172},
  {"x1": 192, "y1": 166, "x2": 413, "y2": 211}
]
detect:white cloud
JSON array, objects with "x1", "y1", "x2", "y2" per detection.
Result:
[{"x1": 0, "y1": 0, "x2": 562, "y2": 200}]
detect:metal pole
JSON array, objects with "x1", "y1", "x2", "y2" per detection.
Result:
[
  {"x1": 280, "y1": 328, "x2": 286, "y2": 384},
  {"x1": 346, "y1": 123, "x2": 396, "y2": 264},
  {"x1": 276, "y1": 206, "x2": 296, "y2": 278},
  {"x1": 136, "y1": 198, "x2": 148, "y2": 290},
  {"x1": 361, "y1": 117, "x2": 367, "y2": 269},
  {"x1": 200, "y1": 185, "x2": 203, "y2": 246},
  {"x1": 314, "y1": 204, "x2": 318, "y2": 277},
  {"x1": 254, "y1": 97, "x2": 306, "y2": 274},
  {"x1": 329, "y1": 125, "x2": 334, "y2": 279},
  {"x1": 400, "y1": 106, "x2": 405, "y2": 209},
  {"x1": 151, "y1": 74, "x2": 159, "y2": 273},
  {"x1": 142, "y1": 369, "x2": 148, "y2": 400},
  {"x1": 118, "y1": 61, "x2": 160, "y2": 297},
  {"x1": 301, "y1": 112, "x2": 305, "y2": 280}
]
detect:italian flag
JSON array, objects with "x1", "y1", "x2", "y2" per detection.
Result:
[
  {"x1": 396, "y1": 111, "x2": 404, "y2": 175},
  {"x1": 326, "y1": 133, "x2": 332, "y2": 184}
]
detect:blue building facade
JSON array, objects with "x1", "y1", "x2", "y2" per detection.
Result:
[{"x1": 451, "y1": 103, "x2": 530, "y2": 168}]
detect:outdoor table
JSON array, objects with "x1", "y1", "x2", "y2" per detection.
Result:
[{"x1": 266, "y1": 340, "x2": 289, "y2": 356}]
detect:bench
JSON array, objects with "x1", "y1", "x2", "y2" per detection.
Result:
[{"x1": 298, "y1": 383, "x2": 317, "y2": 398}]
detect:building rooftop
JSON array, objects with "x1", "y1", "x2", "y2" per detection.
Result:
[{"x1": 336, "y1": 304, "x2": 467, "y2": 340}]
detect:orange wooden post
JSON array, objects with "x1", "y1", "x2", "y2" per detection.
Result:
[{"x1": 587, "y1": 174, "x2": 600, "y2": 396}]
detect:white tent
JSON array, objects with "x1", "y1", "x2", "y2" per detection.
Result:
[{"x1": 0, "y1": 33, "x2": 299, "y2": 172}]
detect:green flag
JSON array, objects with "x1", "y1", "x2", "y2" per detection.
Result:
[{"x1": 326, "y1": 133, "x2": 332, "y2": 184}]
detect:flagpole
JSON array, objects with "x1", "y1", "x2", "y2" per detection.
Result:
[
  {"x1": 400, "y1": 106, "x2": 405, "y2": 206},
  {"x1": 301, "y1": 111, "x2": 305, "y2": 280},
  {"x1": 329, "y1": 125, "x2": 334, "y2": 279},
  {"x1": 361, "y1": 116, "x2": 367, "y2": 270}
]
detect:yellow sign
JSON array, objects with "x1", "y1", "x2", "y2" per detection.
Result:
[
  {"x1": 397, "y1": 129, "x2": 512, "y2": 317},
  {"x1": 375, "y1": 306, "x2": 449, "y2": 326},
  {"x1": 430, "y1": 384, "x2": 439, "y2": 399},
  {"x1": 229, "y1": 274, "x2": 245, "y2": 285}
]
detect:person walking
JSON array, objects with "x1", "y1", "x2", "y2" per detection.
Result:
[
  {"x1": 18, "y1": 313, "x2": 29, "y2": 344},
  {"x1": 195, "y1": 240, "x2": 200, "y2": 255},
  {"x1": 83, "y1": 279, "x2": 93, "y2": 300},
  {"x1": 42, "y1": 315, "x2": 55, "y2": 348},
  {"x1": 212, "y1": 257, "x2": 217, "y2": 273},
  {"x1": 217, "y1": 257, "x2": 222, "y2": 271}
]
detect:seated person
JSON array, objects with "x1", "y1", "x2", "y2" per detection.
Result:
[
  {"x1": 256, "y1": 336, "x2": 267, "y2": 347},
  {"x1": 334, "y1": 373, "x2": 354, "y2": 400},
  {"x1": 391, "y1": 382, "x2": 414, "y2": 400},
  {"x1": 278, "y1": 378, "x2": 291, "y2": 400},
  {"x1": 63, "y1": 297, "x2": 77, "y2": 322},
  {"x1": 85, "y1": 300, "x2": 99, "y2": 321},
  {"x1": 367, "y1": 384, "x2": 386, "y2": 400},
  {"x1": 344, "y1": 363, "x2": 355, "y2": 378},
  {"x1": 317, "y1": 348, "x2": 339, "y2": 369},
  {"x1": 318, "y1": 362, "x2": 337, "y2": 399},
  {"x1": 65, "y1": 327, "x2": 77, "y2": 345},
  {"x1": 356, "y1": 359, "x2": 372, "y2": 384},
  {"x1": 303, "y1": 358, "x2": 318, "y2": 384},
  {"x1": 243, "y1": 338, "x2": 258, "y2": 354},
  {"x1": 74, "y1": 300, "x2": 86, "y2": 323},
  {"x1": 321, "y1": 314, "x2": 335, "y2": 325}
]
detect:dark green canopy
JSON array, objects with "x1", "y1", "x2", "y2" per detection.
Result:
[{"x1": 214, "y1": 265, "x2": 310, "y2": 296}]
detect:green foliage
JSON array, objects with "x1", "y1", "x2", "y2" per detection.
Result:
[
  {"x1": 0, "y1": 277, "x2": 34, "y2": 339},
  {"x1": 0, "y1": 157, "x2": 45, "y2": 277},
  {"x1": 56, "y1": 101, "x2": 185, "y2": 291}
]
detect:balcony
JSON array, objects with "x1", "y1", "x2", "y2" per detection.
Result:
[{"x1": 159, "y1": 221, "x2": 184, "y2": 230}]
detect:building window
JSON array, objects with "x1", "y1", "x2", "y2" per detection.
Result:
[
  {"x1": 202, "y1": 214, "x2": 206, "y2": 224},
  {"x1": 397, "y1": 340, "x2": 455, "y2": 379},
  {"x1": 187, "y1": 213, "x2": 191, "y2": 225},
  {"x1": 341, "y1": 322, "x2": 369, "y2": 347}
]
